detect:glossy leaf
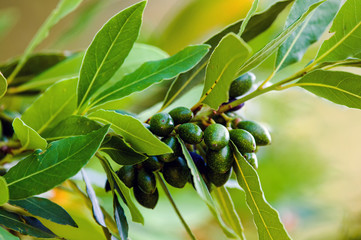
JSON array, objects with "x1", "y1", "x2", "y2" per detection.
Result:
[
  {"x1": 0, "y1": 208, "x2": 57, "y2": 238},
  {"x1": 0, "y1": 226, "x2": 19, "y2": 240},
  {"x1": 4, "y1": 126, "x2": 109, "y2": 200},
  {"x1": 296, "y1": 70, "x2": 361, "y2": 109},
  {"x1": 0, "y1": 72, "x2": 7, "y2": 99},
  {"x1": 238, "y1": 0, "x2": 259, "y2": 37},
  {"x1": 201, "y1": 33, "x2": 251, "y2": 109},
  {"x1": 276, "y1": 0, "x2": 341, "y2": 70},
  {"x1": 21, "y1": 78, "x2": 77, "y2": 135},
  {"x1": 9, "y1": 197, "x2": 78, "y2": 227},
  {"x1": 88, "y1": 110, "x2": 172, "y2": 155},
  {"x1": 113, "y1": 195, "x2": 128, "y2": 240},
  {"x1": 90, "y1": 44, "x2": 209, "y2": 108},
  {"x1": 177, "y1": 137, "x2": 236, "y2": 238},
  {"x1": 316, "y1": 0, "x2": 361, "y2": 63},
  {"x1": 0, "y1": 177, "x2": 8, "y2": 206},
  {"x1": 231, "y1": 142, "x2": 291, "y2": 240},
  {"x1": 12, "y1": 118, "x2": 47, "y2": 150},
  {"x1": 77, "y1": 1, "x2": 146, "y2": 108},
  {"x1": 100, "y1": 135, "x2": 147, "y2": 165}
]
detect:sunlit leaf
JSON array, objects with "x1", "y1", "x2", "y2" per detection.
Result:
[
  {"x1": 12, "y1": 118, "x2": 47, "y2": 150},
  {"x1": 0, "y1": 177, "x2": 8, "y2": 206}
]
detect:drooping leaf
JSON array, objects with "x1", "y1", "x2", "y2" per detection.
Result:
[
  {"x1": 276, "y1": 0, "x2": 341, "y2": 70},
  {"x1": 0, "y1": 226, "x2": 19, "y2": 240},
  {"x1": 0, "y1": 208, "x2": 57, "y2": 238},
  {"x1": 177, "y1": 137, "x2": 236, "y2": 238},
  {"x1": 100, "y1": 135, "x2": 147, "y2": 165},
  {"x1": 4, "y1": 126, "x2": 109, "y2": 200},
  {"x1": 231, "y1": 142, "x2": 291, "y2": 240},
  {"x1": 77, "y1": 1, "x2": 146, "y2": 109},
  {"x1": 201, "y1": 33, "x2": 251, "y2": 109},
  {"x1": 21, "y1": 78, "x2": 77, "y2": 135},
  {"x1": 238, "y1": 0, "x2": 259, "y2": 37},
  {"x1": 0, "y1": 177, "x2": 9, "y2": 206},
  {"x1": 296, "y1": 70, "x2": 361, "y2": 109},
  {"x1": 88, "y1": 110, "x2": 172, "y2": 155},
  {"x1": 12, "y1": 118, "x2": 47, "y2": 150},
  {"x1": 8, "y1": 197, "x2": 78, "y2": 227},
  {"x1": 90, "y1": 44, "x2": 210, "y2": 108},
  {"x1": 21, "y1": 216, "x2": 56, "y2": 236},
  {"x1": 113, "y1": 195, "x2": 128, "y2": 240},
  {"x1": 316, "y1": 0, "x2": 361, "y2": 63},
  {"x1": 0, "y1": 72, "x2": 7, "y2": 99}
]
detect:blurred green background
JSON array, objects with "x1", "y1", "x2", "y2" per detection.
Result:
[{"x1": 1, "y1": 0, "x2": 361, "y2": 239}]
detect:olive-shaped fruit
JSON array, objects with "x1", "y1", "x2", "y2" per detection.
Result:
[
  {"x1": 149, "y1": 113, "x2": 174, "y2": 137},
  {"x1": 237, "y1": 120, "x2": 271, "y2": 146},
  {"x1": 206, "y1": 166, "x2": 231, "y2": 187},
  {"x1": 137, "y1": 168, "x2": 156, "y2": 194},
  {"x1": 204, "y1": 124, "x2": 230, "y2": 151},
  {"x1": 206, "y1": 145, "x2": 233, "y2": 173},
  {"x1": 143, "y1": 156, "x2": 163, "y2": 172},
  {"x1": 117, "y1": 165, "x2": 136, "y2": 188},
  {"x1": 229, "y1": 129, "x2": 256, "y2": 154},
  {"x1": 133, "y1": 186, "x2": 159, "y2": 209},
  {"x1": 221, "y1": 98, "x2": 245, "y2": 112},
  {"x1": 158, "y1": 136, "x2": 182, "y2": 163},
  {"x1": 162, "y1": 157, "x2": 190, "y2": 188},
  {"x1": 189, "y1": 152, "x2": 206, "y2": 175},
  {"x1": 169, "y1": 107, "x2": 193, "y2": 125},
  {"x1": 244, "y1": 153, "x2": 258, "y2": 169},
  {"x1": 178, "y1": 123, "x2": 203, "y2": 144},
  {"x1": 229, "y1": 72, "x2": 255, "y2": 98}
]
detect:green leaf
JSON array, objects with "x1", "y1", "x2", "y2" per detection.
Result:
[
  {"x1": 0, "y1": 226, "x2": 19, "y2": 240},
  {"x1": 238, "y1": 0, "x2": 325, "y2": 75},
  {"x1": 42, "y1": 115, "x2": 101, "y2": 141},
  {"x1": 0, "y1": 72, "x2": 7, "y2": 99},
  {"x1": 316, "y1": 0, "x2": 361, "y2": 63},
  {"x1": 113, "y1": 195, "x2": 128, "y2": 240},
  {"x1": 161, "y1": 0, "x2": 294, "y2": 110},
  {"x1": 7, "y1": 0, "x2": 83, "y2": 82},
  {"x1": 21, "y1": 78, "x2": 77, "y2": 135},
  {"x1": 276, "y1": 0, "x2": 341, "y2": 70},
  {"x1": 231, "y1": 142, "x2": 291, "y2": 240},
  {"x1": 90, "y1": 44, "x2": 210, "y2": 108},
  {"x1": 0, "y1": 208, "x2": 57, "y2": 238},
  {"x1": 8, "y1": 197, "x2": 77, "y2": 227},
  {"x1": 100, "y1": 135, "x2": 147, "y2": 165},
  {"x1": 0, "y1": 177, "x2": 9, "y2": 206},
  {"x1": 296, "y1": 70, "x2": 361, "y2": 109},
  {"x1": 77, "y1": 1, "x2": 146, "y2": 109},
  {"x1": 201, "y1": 33, "x2": 251, "y2": 109},
  {"x1": 4, "y1": 126, "x2": 109, "y2": 200},
  {"x1": 88, "y1": 110, "x2": 172, "y2": 155},
  {"x1": 12, "y1": 118, "x2": 47, "y2": 150},
  {"x1": 238, "y1": 0, "x2": 259, "y2": 37},
  {"x1": 177, "y1": 137, "x2": 236, "y2": 238}
]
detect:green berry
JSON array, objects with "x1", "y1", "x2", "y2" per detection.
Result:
[
  {"x1": 178, "y1": 123, "x2": 203, "y2": 144},
  {"x1": 206, "y1": 145, "x2": 233, "y2": 173},
  {"x1": 149, "y1": 113, "x2": 174, "y2": 137},
  {"x1": 229, "y1": 72, "x2": 255, "y2": 98},
  {"x1": 143, "y1": 156, "x2": 163, "y2": 172},
  {"x1": 244, "y1": 153, "x2": 258, "y2": 169},
  {"x1": 137, "y1": 168, "x2": 156, "y2": 194},
  {"x1": 133, "y1": 186, "x2": 159, "y2": 209},
  {"x1": 229, "y1": 129, "x2": 256, "y2": 154},
  {"x1": 117, "y1": 165, "x2": 136, "y2": 188},
  {"x1": 169, "y1": 107, "x2": 193, "y2": 125},
  {"x1": 204, "y1": 124, "x2": 230, "y2": 151},
  {"x1": 237, "y1": 120, "x2": 271, "y2": 146},
  {"x1": 158, "y1": 136, "x2": 181, "y2": 163},
  {"x1": 206, "y1": 166, "x2": 231, "y2": 187},
  {"x1": 162, "y1": 157, "x2": 190, "y2": 188}
]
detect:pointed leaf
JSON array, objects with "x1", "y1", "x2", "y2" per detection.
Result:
[
  {"x1": 4, "y1": 126, "x2": 109, "y2": 200},
  {"x1": 77, "y1": 1, "x2": 146, "y2": 108},
  {"x1": 238, "y1": 0, "x2": 259, "y2": 37},
  {"x1": 9, "y1": 197, "x2": 77, "y2": 227},
  {"x1": 0, "y1": 72, "x2": 7, "y2": 99},
  {"x1": 296, "y1": 70, "x2": 361, "y2": 109},
  {"x1": 0, "y1": 177, "x2": 8, "y2": 206},
  {"x1": 113, "y1": 195, "x2": 128, "y2": 240},
  {"x1": 231, "y1": 142, "x2": 291, "y2": 240},
  {"x1": 12, "y1": 118, "x2": 47, "y2": 150},
  {"x1": 0, "y1": 226, "x2": 19, "y2": 240},
  {"x1": 88, "y1": 110, "x2": 172, "y2": 155},
  {"x1": 201, "y1": 33, "x2": 251, "y2": 109},
  {"x1": 21, "y1": 216, "x2": 56, "y2": 236}
]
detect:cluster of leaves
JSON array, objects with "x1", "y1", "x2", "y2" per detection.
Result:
[{"x1": 0, "y1": 0, "x2": 361, "y2": 239}]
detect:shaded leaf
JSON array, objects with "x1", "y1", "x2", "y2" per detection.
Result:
[
  {"x1": 21, "y1": 216, "x2": 55, "y2": 236},
  {"x1": 0, "y1": 177, "x2": 8, "y2": 206},
  {"x1": 0, "y1": 226, "x2": 19, "y2": 240},
  {"x1": 88, "y1": 110, "x2": 172, "y2": 155},
  {"x1": 231, "y1": 142, "x2": 291, "y2": 240},
  {"x1": 238, "y1": 0, "x2": 259, "y2": 37},
  {"x1": 9, "y1": 197, "x2": 77, "y2": 227},
  {"x1": 12, "y1": 118, "x2": 47, "y2": 150},
  {"x1": 113, "y1": 195, "x2": 128, "y2": 240},
  {"x1": 4, "y1": 126, "x2": 109, "y2": 200},
  {"x1": 0, "y1": 72, "x2": 7, "y2": 99}
]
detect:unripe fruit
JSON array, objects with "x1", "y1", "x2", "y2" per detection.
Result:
[
  {"x1": 229, "y1": 129, "x2": 256, "y2": 154},
  {"x1": 117, "y1": 165, "x2": 136, "y2": 188},
  {"x1": 206, "y1": 145, "x2": 233, "y2": 173},
  {"x1": 229, "y1": 72, "x2": 255, "y2": 98},
  {"x1": 244, "y1": 153, "x2": 258, "y2": 169},
  {"x1": 162, "y1": 157, "x2": 190, "y2": 188},
  {"x1": 133, "y1": 186, "x2": 159, "y2": 209},
  {"x1": 149, "y1": 113, "x2": 174, "y2": 137},
  {"x1": 137, "y1": 168, "x2": 156, "y2": 194},
  {"x1": 237, "y1": 120, "x2": 271, "y2": 146},
  {"x1": 178, "y1": 123, "x2": 203, "y2": 144},
  {"x1": 169, "y1": 107, "x2": 193, "y2": 125},
  {"x1": 206, "y1": 166, "x2": 231, "y2": 187},
  {"x1": 204, "y1": 124, "x2": 230, "y2": 151},
  {"x1": 143, "y1": 156, "x2": 163, "y2": 172},
  {"x1": 158, "y1": 136, "x2": 181, "y2": 163}
]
